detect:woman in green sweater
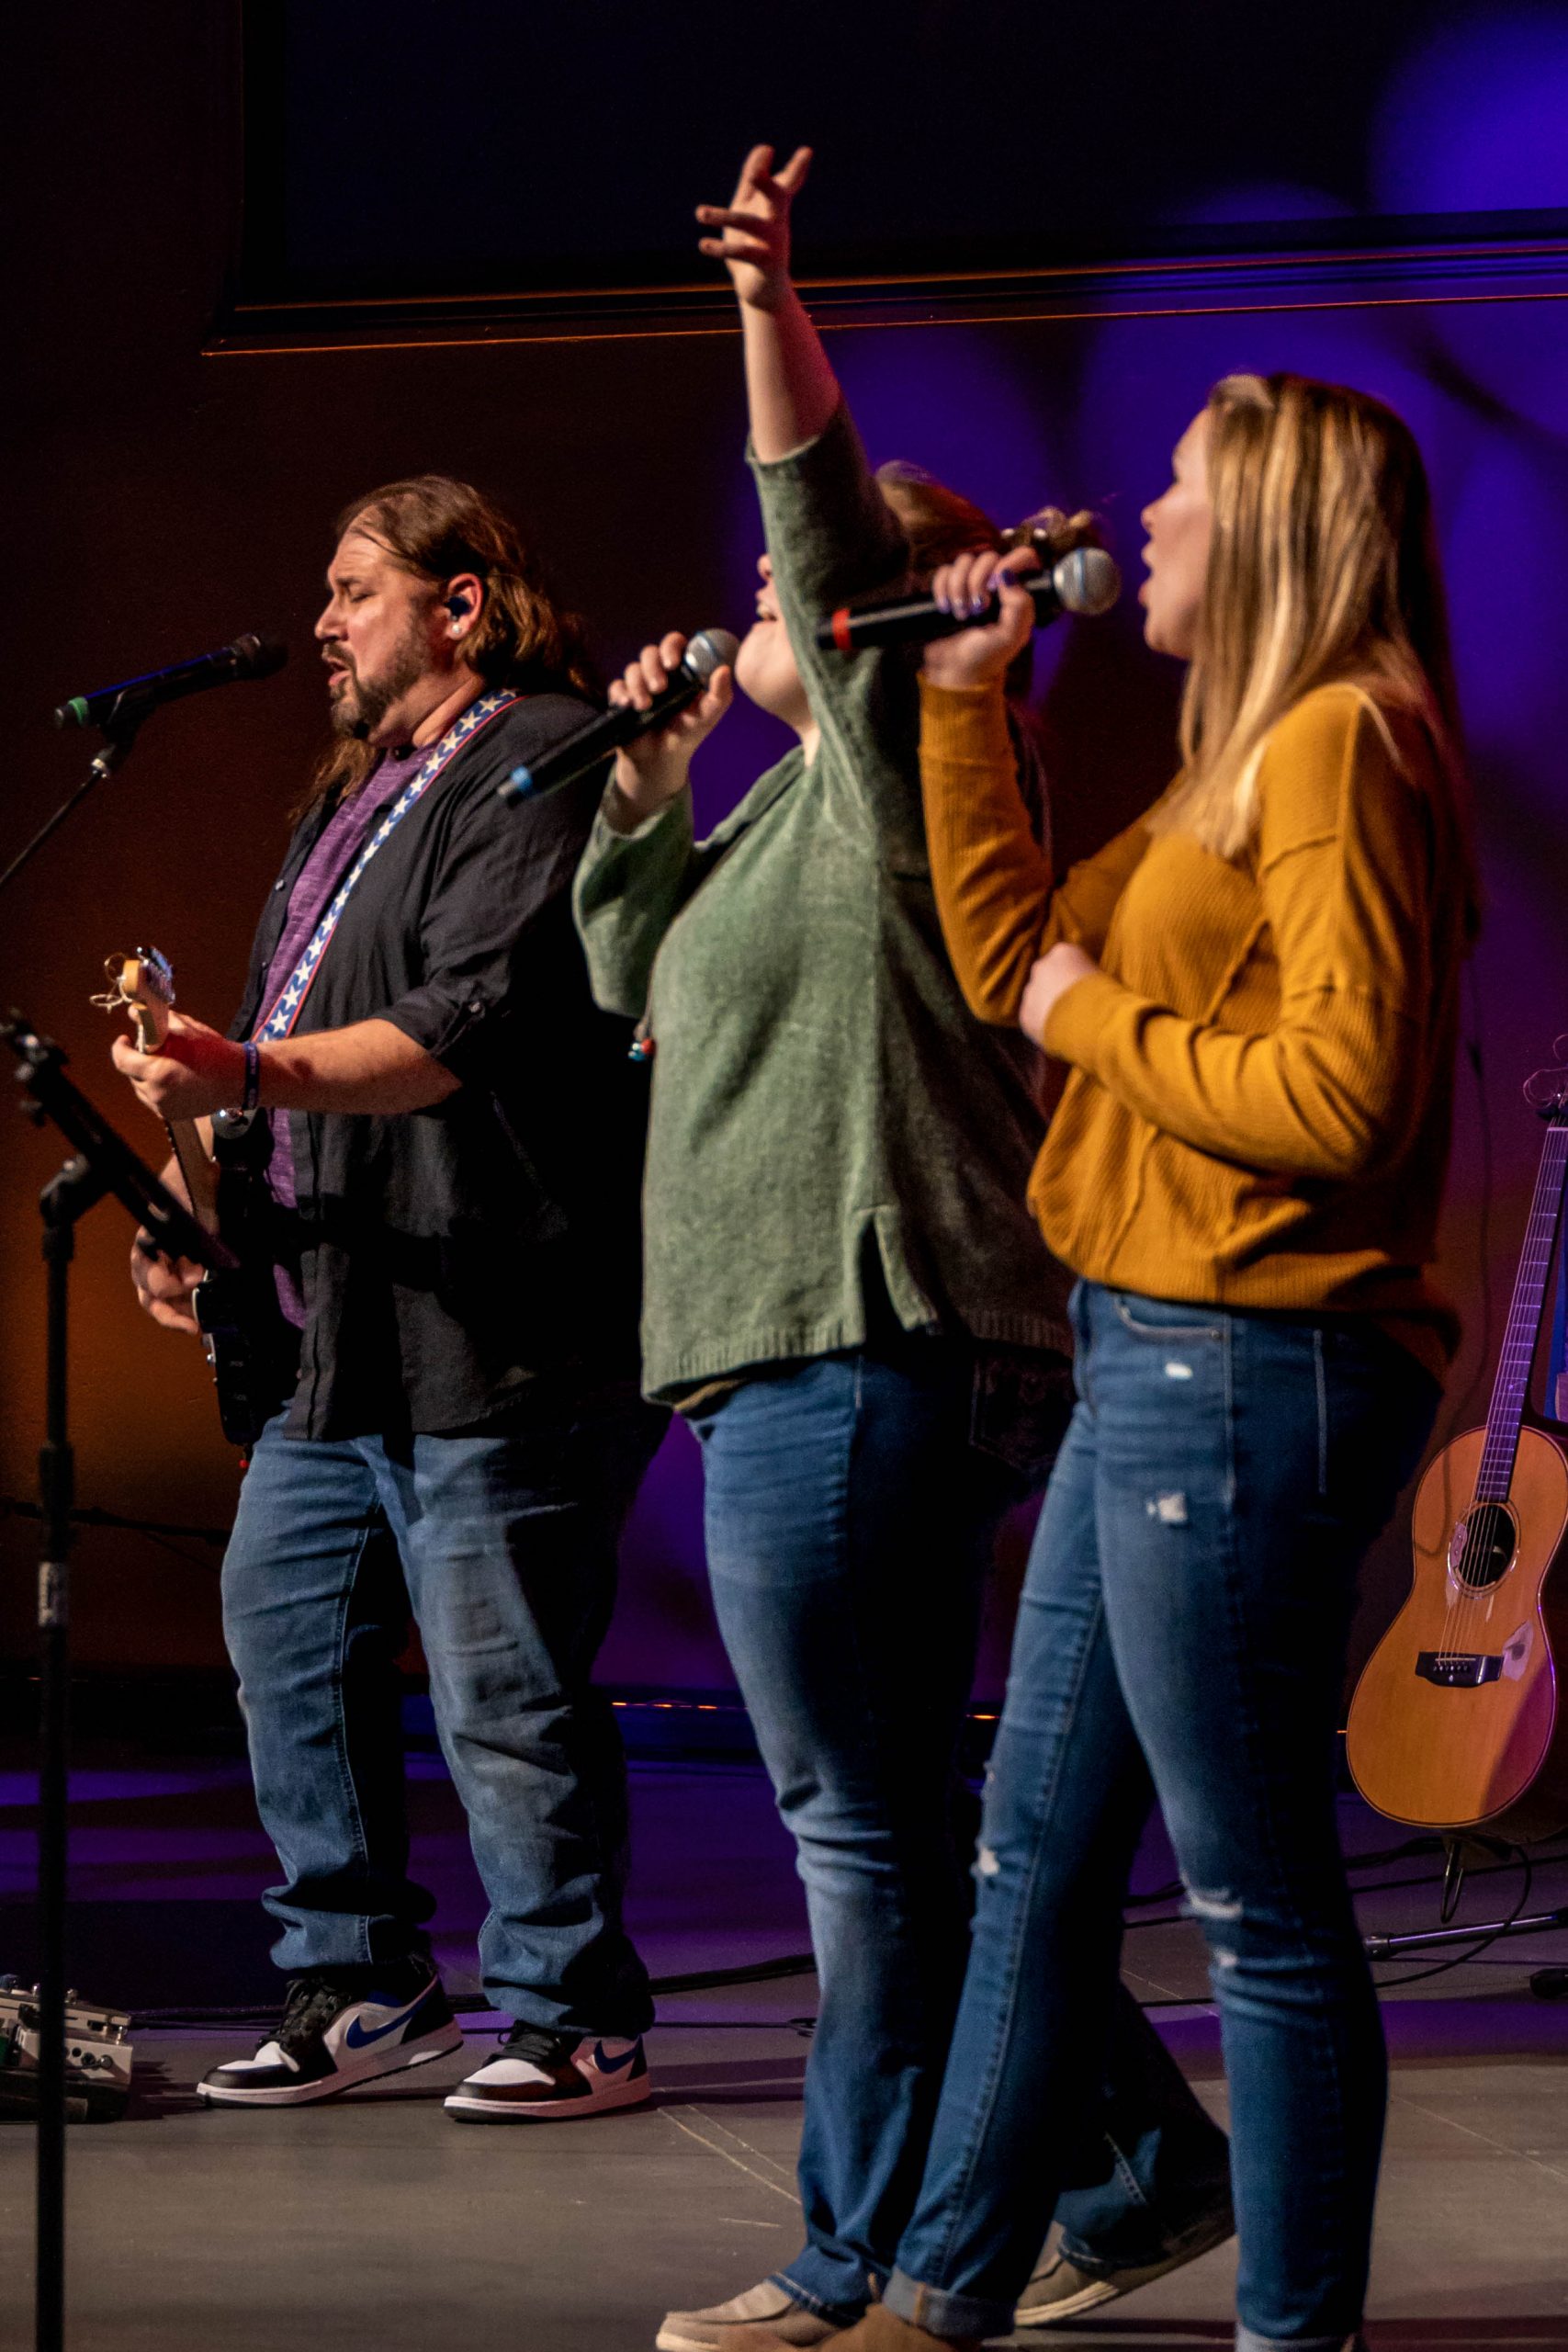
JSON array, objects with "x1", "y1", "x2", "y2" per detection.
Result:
[{"x1": 572, "y1": 146, "x2": 1231, "y2": 2350}]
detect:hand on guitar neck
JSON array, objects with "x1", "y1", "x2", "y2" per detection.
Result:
[
  {"x1": 97, "y1": 951, "x2": 223, "y2": 1338},
  {"x1": 98, "y1": 949, "x2": 283, "y2": 1446},
  {"x1": 111, "y1": 1006, "x2": 247, "y2": 1130}
]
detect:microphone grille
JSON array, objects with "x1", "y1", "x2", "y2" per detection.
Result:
[
  {"x1": 229, "y1": 633, "x2": 289, "y2": 680},
  {"x1": 1052, "y1": 547, "x2": 1121, "y2": 617},
  {"x1": 685, "y1": 628, "x2": 740, "y2": 683}
]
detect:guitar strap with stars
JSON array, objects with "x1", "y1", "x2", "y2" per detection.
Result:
[{"x1": 253, "y1": 688, "x2": 519, "y2": 1046}]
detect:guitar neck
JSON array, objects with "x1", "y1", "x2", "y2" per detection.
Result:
[
  {"x1": 166, "y1": 1115, "x2": 220, "y2": 1235},
  {"x1": 1475, "y1": 1118, "x2": 1568, "y2": 1503},
  {"x1": 118, "y1": 977, "x2": 222, "y2": 1238}
]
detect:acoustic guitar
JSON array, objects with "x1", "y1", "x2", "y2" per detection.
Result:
[
  {"x1": 1347, "y1": 1054, "x2": 1568, "y2": 1841},
  {"x1": 98, "y1": 948, "x2": 276, "y2": 1448}
]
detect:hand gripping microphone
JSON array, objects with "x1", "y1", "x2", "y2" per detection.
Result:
[
  {"x1": 815, "y1": 545, "x2": 1121, "y2": 656},
  {"x1": 53, "y1": 633, "x2": 289, "y2": 733},
  {"x1": 498, "y1": 628, "x2": 740, "y2": 806}
]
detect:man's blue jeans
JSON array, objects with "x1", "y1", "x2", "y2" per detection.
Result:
[
  {"x1": 694, "y1": 1333, "x2": 1232, "y2": 2324},
  {"x1": 220, "y1": 1392, "x2": 665, "y2": 2037},
  {"x1": 886, "y1": 1285, "x2": 1439, "y2": 2351}
]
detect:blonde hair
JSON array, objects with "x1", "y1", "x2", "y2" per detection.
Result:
[{"x1": 1155, "y1": 372, "x2": 1478, "y2": 930}]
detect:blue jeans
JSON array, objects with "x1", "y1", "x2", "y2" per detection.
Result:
[
  {"x1": 694, "y1": 1334, "x2": 1232, "y2": 2324},
  {"x1": 220, "y1": 1392, "x2": 665, "y2": 2036},
  {"x1": 886, "y1": 1285, "x2": 1440, "y2": 2351}
]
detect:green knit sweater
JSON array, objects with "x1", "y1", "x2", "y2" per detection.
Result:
[{"x1": 572, "y1": 401, "x2": 1071, "y2": 1403}]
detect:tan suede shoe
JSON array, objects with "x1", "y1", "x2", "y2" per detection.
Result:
[
  {"x1": 656, "y1": 2280, "x2": 842, "y2": 2351},
  {"x1": 725, "y1": 2308, "x2": 974, "y2": 2352},
  {"x1": 1016, "y1": 2199, "x2": 1235, "y2": 2325}
]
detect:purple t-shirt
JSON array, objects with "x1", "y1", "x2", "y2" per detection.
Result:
[{"x1": 259, "y1": 747, "x2": 420, "y2": 1319}]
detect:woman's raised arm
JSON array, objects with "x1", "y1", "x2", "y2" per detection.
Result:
[{"x1": 696, "y1": 143, "x2": 837, "y2": 460}]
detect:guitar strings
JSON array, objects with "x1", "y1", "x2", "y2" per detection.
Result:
[{"x1": 1444, "y1": 1116, "x2": 1567, "y2": 1667}]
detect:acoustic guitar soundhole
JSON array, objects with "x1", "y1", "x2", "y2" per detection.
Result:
[{"x1": 1452, "y1": 1501, "x2": 1517, "y2": 1589}]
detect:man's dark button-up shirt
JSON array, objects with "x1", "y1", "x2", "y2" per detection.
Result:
[{"x1": 228, "y1": 693, "x2": 646, "y2": 1441}]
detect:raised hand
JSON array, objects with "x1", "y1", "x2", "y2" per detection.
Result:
[
  {"x1": 695, "y1": 142, "x2": 813, "y2": 311},
  {"x1": 921, "y1": 545, "x2": 1041, "y2": 692},
  {"x1": 604, "y1": 632, "x2": 734, "y2": 828}
]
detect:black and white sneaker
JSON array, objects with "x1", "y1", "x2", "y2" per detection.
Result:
[
  {"x1": 443, "y1": 2022, "x2": 649, "y2": 2121},
  {"x1": 196, "y1": 1962, "x2": 463, "y2": 2108}
]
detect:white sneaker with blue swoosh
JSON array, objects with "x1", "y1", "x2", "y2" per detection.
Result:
[
  {"x1": 444, "y1": 2022, "x2": 649, "y2": 2120},
  {"x1": 196, "y1": 1962, "x2": 463, "y2": 2107}
]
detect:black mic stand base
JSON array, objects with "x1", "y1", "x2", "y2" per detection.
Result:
[
  {"x1": 0, "y1": 695, "x2": 143, "y2": 2352},
  {"x1": 3, "y1": 1014, "x2": 236, "y2": 2352},
  {"x1": 32, "y1": 1157, "x2": 108, "y2": 2352}
]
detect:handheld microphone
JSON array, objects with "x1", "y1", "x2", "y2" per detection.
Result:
[
  {"x1": 498, "y1": 628, "x2": 740, "y2": 806},
  {"x1": 53, "y1": 634, "x2": 289, "y2": 733},
  {"x1": 816, "y1": 546, "x2": 1121, "y2": 656}
]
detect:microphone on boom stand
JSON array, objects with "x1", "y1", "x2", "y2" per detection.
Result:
[
  {"x1": 52, "y1": 633, "x2": 289, "y2": 735},
  {"x1": 4, "y1": 634, "x2": 291, "y2": 907}
]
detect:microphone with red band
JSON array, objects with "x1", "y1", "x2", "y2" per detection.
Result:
[{"x1": 816, "y1": 545, "x2": 1122, "y2": 656}]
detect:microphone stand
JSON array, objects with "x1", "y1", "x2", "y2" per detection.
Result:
[
  {"x1": 1, "y1": 1012, "x2": 238, "y2": 2352},
  {"x1": 0, "y1": 712, "x2": 144, "y2": 903}
]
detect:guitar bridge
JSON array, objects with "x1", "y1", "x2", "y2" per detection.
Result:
[{"x1": 1416, "y1": 1650, "x2": 1504, "y2": 1688}]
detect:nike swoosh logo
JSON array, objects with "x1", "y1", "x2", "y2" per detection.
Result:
[
  {"x1": 591, "y1": 2041, "x2": 639, "y2": 2075},
  {"x1": 344, "y1": 1997, "x2": 424, "y2": 2051}
]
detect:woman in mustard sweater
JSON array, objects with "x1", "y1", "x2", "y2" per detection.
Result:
[{"x1": 792, "y1": 379, "x2": 1478, "y2": 2352}]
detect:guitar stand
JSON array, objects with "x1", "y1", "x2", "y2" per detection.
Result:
[
  {"x1": 1363, "y1": 1835, "x2": 1568, "y2": 1999},
  {"x1": 1, "y1": 1013, "x2": 236, "y2": 2352},
  {"x1": 1366, "y1": 1905, "x2": 1568, "y2": 1984}
]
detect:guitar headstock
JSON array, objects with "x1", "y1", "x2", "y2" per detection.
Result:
[{"x1": 95, "y1": 947, "x2": 175, "y2": 1055}]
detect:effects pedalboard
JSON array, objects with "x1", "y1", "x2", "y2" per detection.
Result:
[{"x1": 0, "y1": 1977, "x2": 132, "y2": 2121}]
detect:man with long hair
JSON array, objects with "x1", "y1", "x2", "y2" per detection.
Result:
[{"x1": 111, "y1": 477, "x2": 666, "y2": 2121}]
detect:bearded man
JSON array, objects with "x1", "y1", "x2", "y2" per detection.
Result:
[{"x1": 113, "y1": 476, "x2": 665, "y2": 2120}]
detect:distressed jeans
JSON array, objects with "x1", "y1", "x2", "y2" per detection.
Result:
[
  {"x1": 221, "y1": 1392, "x2": 666, "y2": 2036},
  {"x1": 886, "y1": 1283, "x2": 1439, "y2": 2350},
  {"x1": 695, "y1": 1331, "x2": 1232, "y2": 2324}
]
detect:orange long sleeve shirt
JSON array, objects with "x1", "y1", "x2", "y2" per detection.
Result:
[{"x1": 919, "y1": 676, "x2": 1467, "y2": 1384}]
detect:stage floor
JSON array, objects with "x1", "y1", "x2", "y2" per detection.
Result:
[{"x1": 3, "y1": 1750, "x2": 1567, "y2": 2347}]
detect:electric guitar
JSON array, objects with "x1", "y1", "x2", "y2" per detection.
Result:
[
  {"x1": 1346, "y1": 1051, "x2": 1568, "y2": 1840},
  {"x1": 98, "y1": 948, "x2": 277, "y2": 1448}
]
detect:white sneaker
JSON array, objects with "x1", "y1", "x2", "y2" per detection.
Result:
[
  {"x1": 196, "y1": 1964, "x2": 462, "y2": 2108},
  {"x1": 443, "y1": 2022, "x2": 649, "y2": 2121}
]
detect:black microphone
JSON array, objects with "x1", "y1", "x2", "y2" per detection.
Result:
[
  {"x1": 815, "y1": 546, "x2": 1121, "y2": 655},
  {"x1": 53, "y1": 633, "x2": 289, "y2": 733},
  {"x1": 497, "y1": 628, "x2": 740, "y2": 807}
]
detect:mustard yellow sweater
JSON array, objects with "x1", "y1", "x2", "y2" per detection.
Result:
[{"x1": 919, "y1": 677, "x2": 1468, "y2": 1383}]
